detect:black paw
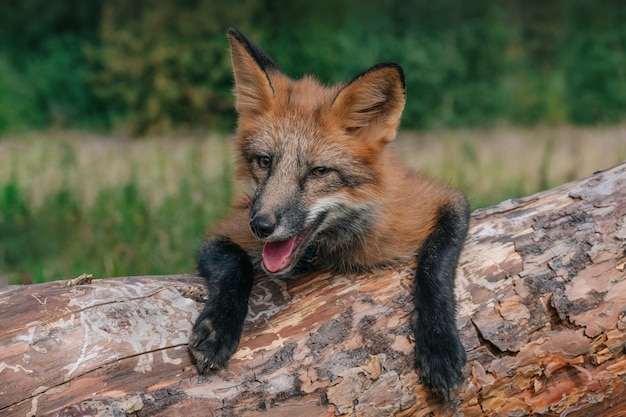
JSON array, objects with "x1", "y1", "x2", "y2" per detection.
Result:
[
  {"x1": 189, "y1": 237, "x2": 255, "y2": 373},
  {"x1": 189, "y1": 313, "x2": 242, "y2": 373},
  {"x1": 413, "y1": 323, "x2": 466, "y2": 400}
]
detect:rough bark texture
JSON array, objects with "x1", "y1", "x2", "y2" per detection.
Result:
[{"x1": 1, "y1": 162, "x2": 625, "y2": 417}]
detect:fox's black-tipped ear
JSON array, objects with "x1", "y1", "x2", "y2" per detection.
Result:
[
  {"x1": 228, "y1": 28, "x2": 280, "y2": 116},
  {"x1": 332, "y1": 62, "x2": 406, "y2": 143}
]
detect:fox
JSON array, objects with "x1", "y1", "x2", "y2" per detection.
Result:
[{"x1": 189, "y1": 28, "x2": 470, "y2": 398}]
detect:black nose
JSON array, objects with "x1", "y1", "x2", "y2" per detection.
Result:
[{"x1": 250, "y1": 214, "x2": 276, "y2": 239}]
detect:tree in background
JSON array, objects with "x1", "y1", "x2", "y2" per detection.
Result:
[
  {"x1": 0, "y1": 0, "x2": 624, "y2": 135},
  {"x1": 0, "y1": 0, "x2": 105, "y2": 130},
  {"x1": 88, "y1": 0, "x2": 258, "y2": 135},
  {"x1": 561, "y1": 0, "x2": 626, "y2": 124}
]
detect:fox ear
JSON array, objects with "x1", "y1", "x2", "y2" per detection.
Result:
[
  {"x1": 332, "y1": 62, "x2": 406, "y2": 143},
  {"x1": 228, "y1": 28, "x2": 279, "y2": 116}
]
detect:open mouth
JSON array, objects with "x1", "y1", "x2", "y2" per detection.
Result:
[{"x1": 261, "y1": 215, "x2": 324, "y2": 274}]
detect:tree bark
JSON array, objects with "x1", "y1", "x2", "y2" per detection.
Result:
[{"x1": 1, "y1": 162, "x2": 625, "y2": 417}]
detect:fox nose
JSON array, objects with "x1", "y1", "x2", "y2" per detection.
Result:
[{"x1": 250, "y1": 214, "x2": 276, "y2": 239}]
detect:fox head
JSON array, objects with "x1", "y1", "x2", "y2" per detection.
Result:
[{"x1": 227, "y1": 28, "x2": 406, "y2": 275}]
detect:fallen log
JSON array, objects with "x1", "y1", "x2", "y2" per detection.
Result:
[{"x1": 1, "y1": 162, "x2": 625, "y2": 417}]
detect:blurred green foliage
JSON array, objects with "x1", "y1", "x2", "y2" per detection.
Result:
[
  {"x1": 0, "y1": 0, "x2": 625, "y2": 135},
  {"x1": 0, "y1": 140, "x2": 233, "y2": 283}
]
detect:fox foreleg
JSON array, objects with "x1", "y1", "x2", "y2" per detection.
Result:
[
  {"x1": 412, "y1": 199, "x2": 470, "y2": 398},
  {"x1": 189, "y1": 237, "x2": 254, "y2": 372}
]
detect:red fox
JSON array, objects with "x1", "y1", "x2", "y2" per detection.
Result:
[{"x1": 189, "y1": 28, "x2": 470, "y2": 398}]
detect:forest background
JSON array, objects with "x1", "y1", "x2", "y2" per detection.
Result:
[{"x1": 1, "y1": 0, "x2": 625, "y2": 284}]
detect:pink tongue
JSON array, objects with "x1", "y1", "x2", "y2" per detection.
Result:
[{"x1": 263, "y1": 236, "x2": 298, "y2": 273}]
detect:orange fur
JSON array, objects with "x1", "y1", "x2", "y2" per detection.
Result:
[
  {"x1": 193, "y1": 29, "x2": 470, "y2": 397},
  {"x1": 210, "y1": 31, "x2": 466, "y2": 273}
]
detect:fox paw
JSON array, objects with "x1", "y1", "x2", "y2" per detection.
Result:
[
  {"x1": 189, "y1": 315, "x2": 241, "y2": 373},
  {"x1": 413, "y1": 325, "x2": 466, "y2": 400}
]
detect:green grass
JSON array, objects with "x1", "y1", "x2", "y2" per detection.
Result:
[
  {"x1": 0, "y1": 133, "x2": 233, "y2": 284},
  {"x1": 1, "y1": 126, "x2": 625, "y2": 284},
  {"x1": 396, "y1": 125, "x2": 626, "y2": 208}
]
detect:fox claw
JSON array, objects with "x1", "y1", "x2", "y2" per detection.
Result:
[{"x1": 188, "y1": 316, "x2": 240, "y2": 374}]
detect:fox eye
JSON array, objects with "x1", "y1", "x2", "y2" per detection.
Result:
[
  {"x1": 309, "y1": 166, "x2": 331, "y2": 177},
  {"x1": 256, "y1": 156, "x2": 271, "y2": 169}
]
